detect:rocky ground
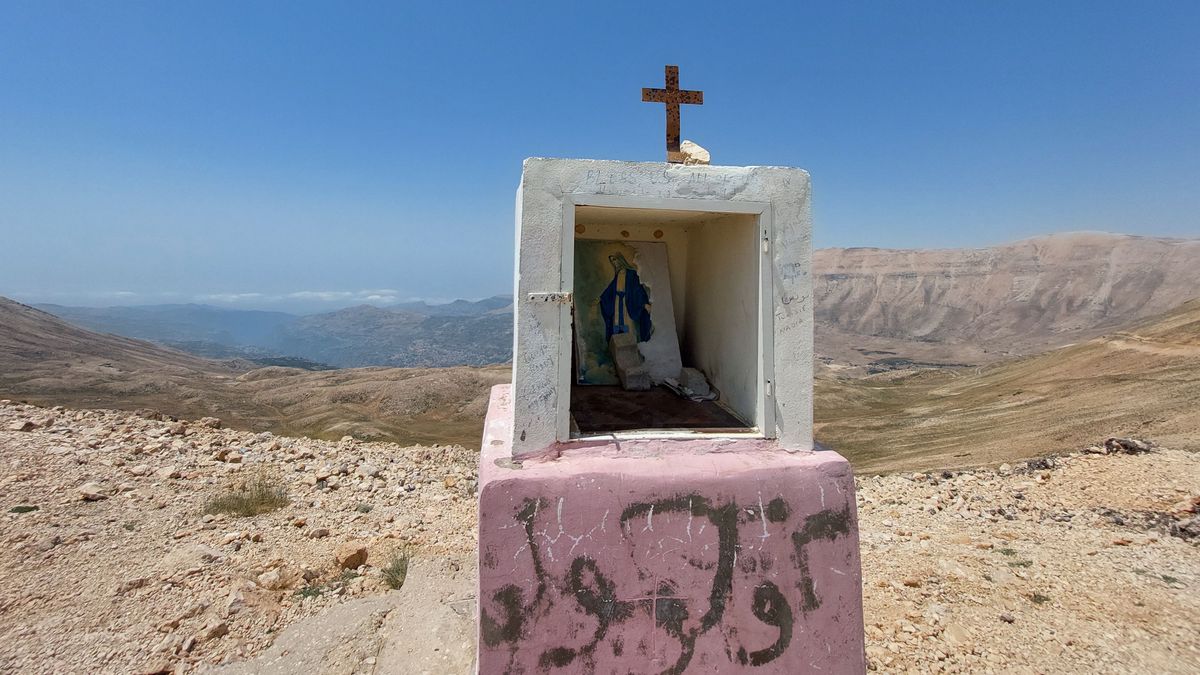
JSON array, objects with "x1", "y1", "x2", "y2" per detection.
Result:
[
  {"x1": 0, "y1": 400, "x2": 1197, "y2": 673},
  {"x1": 857, "y1": 446, "x2": 1199, "y2": 672},
  {"x1": 0, "y1": 401, "x2": 477, "y2": 673}
]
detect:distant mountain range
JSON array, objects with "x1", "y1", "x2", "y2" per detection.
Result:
[
  {"x1": 813, "y1": 232, "x2": 1200, "y2": 370},
  {"x1": 31, "y1": 233, "x2": 1200, "y2": 372},
  {"x1": 36, "y1": 295, "x2": 513, "y2": 369},
  {"x1": 4, "y1": 230, "x2": 1200, "y2": 454},
  {"x1": 0, "y1": 297, "x2": 507, "y2": 447},
  {"x1": 4, "y1": 290, "x2": 1198, "y2": 463}
]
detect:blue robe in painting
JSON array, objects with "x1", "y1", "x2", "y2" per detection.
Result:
[{"x1": 599, "y1": 269, "x2": 653, "y2": 342}]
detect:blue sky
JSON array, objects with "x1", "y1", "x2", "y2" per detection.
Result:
[{"x1": 1, "y1": 1, "x2": 1197, "y2": 311}]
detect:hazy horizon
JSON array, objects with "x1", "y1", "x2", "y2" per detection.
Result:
[
  {"x1": 17, "y1": 290, "x2": 515, "y2": 315},
  {"x1": 2, "y1": 3, "x2": 1197, "y2": 312},
  {"x1": 7, "y1": 229, "x2": 1197, "y2": 313}
]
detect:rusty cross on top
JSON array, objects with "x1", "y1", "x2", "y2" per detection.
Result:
[{"x1": 642, "y1": 65, "x2": 703, "y2": 163}]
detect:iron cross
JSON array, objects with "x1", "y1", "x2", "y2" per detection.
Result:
[{"x1": 642, "y1": 65, "x2": 703, "y2": 163}]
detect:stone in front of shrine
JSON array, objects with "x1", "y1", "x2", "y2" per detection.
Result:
[{"x1": 477, "y1": 158, "x2": 864, "y2": 672}]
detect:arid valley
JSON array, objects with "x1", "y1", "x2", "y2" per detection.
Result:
[{"x1": 5, "y1": 232, "x2": 1199, "y2": 467}]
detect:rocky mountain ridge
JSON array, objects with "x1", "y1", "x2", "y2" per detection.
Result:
[
  {"x1": 814, "y1": 232, "x2": 1200, "y2": 368},
  {"x1": 32, "y1": 232, "x2": 1200, "y2": 371}
]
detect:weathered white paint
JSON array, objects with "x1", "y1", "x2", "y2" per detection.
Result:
[
  {"x1": 512, "y1": 158, "x2": 813, "y2": 457},
  {"x1": 682, "y1": 213, "x2": 761, "y2": 425},
  {"x1": 623, "y1": 242, "x2": 682, "y2": 383}
]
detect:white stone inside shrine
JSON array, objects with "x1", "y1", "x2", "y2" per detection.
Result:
[{"x1": 510, "y1": 158, "x2": 814, "y2": 457}]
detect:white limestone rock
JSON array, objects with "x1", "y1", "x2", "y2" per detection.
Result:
[
  {"x1": 78, "y1": 482, "x2": 107, "y2": 501},
  {"x1": 680, "y1": 140, "x2": 710, "y2": 165}
]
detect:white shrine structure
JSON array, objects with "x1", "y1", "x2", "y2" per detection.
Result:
[{"x1": 477, "y1": 158, "x2": 864, "y2": 673}]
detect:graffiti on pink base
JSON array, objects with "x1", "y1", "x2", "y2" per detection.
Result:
[{"x1": 480, "y1": 493, "x2": 852, "y2": 673}]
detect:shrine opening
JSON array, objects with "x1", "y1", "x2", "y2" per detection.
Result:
[{"x1": 569, "y1": 203, "x2": 767, "y2": 438}]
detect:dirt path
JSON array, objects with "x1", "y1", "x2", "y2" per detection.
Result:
[{"x1": 1105, "y1": 336, "x2": 1200, "y2": 357}]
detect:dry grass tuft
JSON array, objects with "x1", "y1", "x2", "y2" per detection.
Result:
[
  {"x1": 204, "y1": 471, "x2": 289, "y2": 517},
  {"x1": 382, "y1": 550, "x2": 411, "y2": 590}
]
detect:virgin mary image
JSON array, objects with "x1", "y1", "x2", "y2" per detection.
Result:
[{"x1": 599, "y1": 253, "x2": 653, "y2": 342}]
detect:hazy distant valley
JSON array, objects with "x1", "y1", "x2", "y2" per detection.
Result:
[{"x1": 37, "y1": 295, "x2": 514, "y2": 370}]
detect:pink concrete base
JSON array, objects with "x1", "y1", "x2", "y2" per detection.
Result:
[{"x1": 477, "y1": 385, "x2": 865, "y2": 674}]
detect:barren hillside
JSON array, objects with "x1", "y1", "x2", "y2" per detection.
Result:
[
  {"x1": 815, "y1": 232, "x2": 1200, "y2": 369},
  {"x1": 231, "y1": 365, "x2": 506, "y2": 447},
  {"x1": 818, "y1": 298, "x2": 1200, "y2": 472},
  {"x1": 0, "y1": 297, "x2": 246, "y2": 375},
  {"x1": 0, "y1": 298, "x2": 504, "y2": 448},
  {"x1": 0, "y1": 297, "x2": 259, "y2": 424}
]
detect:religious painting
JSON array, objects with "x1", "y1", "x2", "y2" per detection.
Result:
[{"x1": 573, "y1": 239, "x2": 682, "y2": 385}]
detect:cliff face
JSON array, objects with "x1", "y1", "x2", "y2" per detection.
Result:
[{"x1": 813, "y1": 232, "x2": 1200, "y2": 364}]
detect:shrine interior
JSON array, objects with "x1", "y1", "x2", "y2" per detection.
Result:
[{"x1": 569, "y1": 205, "x2": 763, "y2": 436}]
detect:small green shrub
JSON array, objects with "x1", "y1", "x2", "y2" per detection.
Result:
[
  {"x1": 204, "y1": 472, "x2": 288, "y2": 517},
  {"x1": 1029, "y1": 592, "x2": 1051, "y2": 605},
  {"x1": 294, "y1": 585, "x2": 323, "y2": 599},
  {"x1": 998, "y1": 547, "x2": 1017, "y2": 557},
  {"x1": 293, "y1": 568, "x2": 366, "y2": 600},
  {"x1": 1161, "y1": 575, "x2": 1179, "y2": 584},
  {"x1": 1008, "y1": 560, "x2": 1032, "y2": 568},
  {"x1": 9, "y1": 505, "x2": 38, "y2": 514},
  {"x1": 382, "y1": 551, "x2": 411, "y2": 590}
]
